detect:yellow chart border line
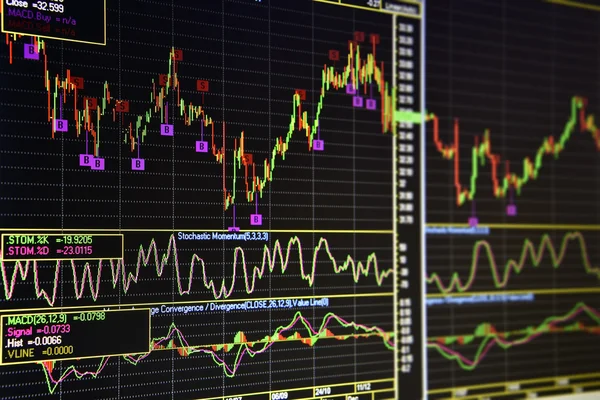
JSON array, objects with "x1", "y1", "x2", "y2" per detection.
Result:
[
  {"x1": 546, "y1": 0, "x2": 600, "y2": 12},
  {"x1": 313, "y1": 0, "x2": 422, "y2": 19},
  {"x1": 426, "y1": 223, "x2": 600, "y2": 230},
  {"x1": 0, "y1": 228, "x2": 393, "y2": 234},
  {"x1": 428, "y1": 371, "x2": 600, "y2": 394},
  {"x1": 441, "y1": 380, "x2": 600, "y2": 400},
  {"x1": 1, "y1": 292, "x2": 395, "y2": 314},
  {"x1": 427, "y1": 287, "x2": 600, "y2": 298},
  {"x1": 0, "y1": 0, "x2": 108, "y2": 46}
]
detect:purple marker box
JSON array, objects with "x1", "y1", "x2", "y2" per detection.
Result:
[
  {"x1": 91, "y1": 157, "x2": 105, "y2": 171},
  {"x1": 24, "y1": 44, "x2": 39, "y2": 60},
  {"x1": 161, "y1": 124, "x2": 174, "y2": 136},
  {"x1": 353, "y1": 96, "x2": 364, "y2": 107},
  {"x1": 250, "y1": 214, "x2": 262, "y2": 226},
  {"x1": 468, "y1": 217, "x2": 478, "y2": 227},
  {"x1": 54, "y1": 119, "x2": 68, "y2": 132},
  {"x1": 195, "y1": 140, "x2": 209, "y2": 153},
  {"x1": 79, "y1": 154, "x2": 93, "y2": 167},
  {"x1": 506, "y1": 204, "x2": 517, "y2": 216},
  {"x1": 228, "y1": 227, "x2": 240, "y2": 232},
  {"x1": 346, "y1": 83, "x2": 356, "y2": 95},
  {"x1": 366, "y1": 99, "x2": 377, "y2": 110},
  {"x1": 132, "y1": 158, "x2": 145, "y2": 171},
  {"x1": 313, "y1": 139, "x2": 324, "y2": 151}
]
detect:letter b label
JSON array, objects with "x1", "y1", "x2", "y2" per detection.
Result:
[
  {"x1": 24, "y1": 44, "x2": 39, "y2": 60},
  {"x1": 79, "y1": 154, "x2": 92, "y2": 167},
  {"x1": 161, "y1": 124, "x2": 174, "y2": 136},
  {"x1": 54, "y1": 119, "x2": 68, "y2": 132},
  {"x1": 132, "y1": 158, "x2": 145, "y2": 170},
  {"x1": 91, "y1": 158, "x2": 105, "y2": 170}
]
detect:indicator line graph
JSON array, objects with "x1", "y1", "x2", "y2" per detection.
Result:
[
  {"x1": 428, "y1": 302, "x2": 600, "y2": 370},
  {"x1": 4, "y1": 33, "x2": 396, "y2": 211},
  {"x1": 427, "y1": 96, "x2": 600, "y2": 207},
  {"x1": 39, "y1": 311, "x2": 395, "y2": 393},
  {"x1": 1, "y1": 235, "x2": 393, "y2": 306},
  {"x1": 426, "y1": 231, "x2": 600, "y2": 294}
]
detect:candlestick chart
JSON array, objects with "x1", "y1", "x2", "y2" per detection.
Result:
[
  {"x1": 424, "y1": 0, "x2": 600, "y2": 399},
  {"x1": 0, "y1": 1, "x2": 423, "y2": 400}
]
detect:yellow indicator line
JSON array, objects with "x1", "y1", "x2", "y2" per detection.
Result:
[
  {"x1": 546, "y1": 0, "x2": 600, "y2": 12},
  {"x1": 0, "y1": 228, "x2": 394, "y2": 234},
  {"x1": 1, "y1": 292, "x2": 394, "y2": 314},
  {"x1": 427, "y1": 287, "x2": 600, "y2": 298},
  {"x1": 428, "y1": 371, "x2": 600, "y2": 394},
  {"x1": 428, "y1": 325, "x2": 594, "y2": 342},
  {"x1": 426, "y1": 223, "x2": 600, "y2": 230}
]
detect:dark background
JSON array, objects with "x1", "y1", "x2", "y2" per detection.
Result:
[
  {"x1": 0, "y1": 1, "x2": 398, "y2": 399},
  {"x1": 425, "y1": 0, "x2": 600, "y2": 393}
]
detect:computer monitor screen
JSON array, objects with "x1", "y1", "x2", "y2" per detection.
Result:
[{"x1": 0, "y1": 1, "x2": 598, "y2": 400}]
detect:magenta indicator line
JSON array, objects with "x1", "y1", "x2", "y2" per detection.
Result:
[
  {"x1": 317, "y1": 124, "x2": 320, "y2": 140},
  {"x1": 255, "y1": 194, "x2": 258, "y2": 214},
  {"x1": 165, "y1": 102, "x2": 168, "y2": 124},
  {"x1": 370, "y1": 82, "x2": 373, "y2": 98},
  {"x1": 137, "y1": 136, "x2": 140, "y2": 159},
  {"x1": 59, "y1": 93, "x2": 63, "y2": 119},
  {"x1": 201, "y1": 119, "x2": 204, "y2": 141},
  {"x1": 233, "y1": 205, "x2": 236, "y2": 227},
  {"x1": 85, "y1": 130, "x2": 89, "y2": 154}
]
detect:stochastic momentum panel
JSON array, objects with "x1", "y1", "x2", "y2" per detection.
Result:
[
  {"x1": 0, "y1": 1, "x2": 425, "y2": 400},
  {"x1": 425, "y1": 0, "x2": 600, "y2": 399}
]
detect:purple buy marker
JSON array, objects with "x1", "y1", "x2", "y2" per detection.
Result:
[
  {"x1": 161, "y1": 124, "x2": 173, "y2": 136},
  {"x1": 24, "y1": 44, "x2": 39, "y2": 60},
  {"x1": 346, "y1": 83, "x2": 356, "y2": 95},
  {"x1": 54, "y1": 119, "x2": 68, "y2": 132},
  {"x1": 506, "y1": 204, "x2": 517, "y2": 216},
  {"x1": 353, "y1": 96, "x2": 363, "y2": 107},
  {"x1": 79, "y1": 154, "x2": 93, "y2": 167},
  {"x1": 79, "y1": 130, "x2": 92, "y2": 167},
  {"x1": 366, "y1": 99, "x2": 377, "y2": 110},
  {"x1": 250, "y1": 195, "x2": 262, "y2": 226},
  {"x1": 196, "y1": 141, "x2": 209, "y2": 152},
  {"x1": 196, "y1": 119, "x2": 208, "y2": 152},
  {"x1": 228, "y1": 205, "x2": 240, "y2": 231},
  {"x1": 132, "y1": 158, "x2": 145, "y2": 170},
  {"x1": 250, "y1": 214, "x2": 262, "y2": 226},
  {"x1": 468, "y1": 199, "x2": 478, "y2": 227},
  {"x1": 91, "y1": 157, "x2": 105, "y2": 171},
  {"x1": 132, "y1": 136, "x2": 145, "y2": 170}
]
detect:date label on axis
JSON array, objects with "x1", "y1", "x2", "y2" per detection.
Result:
[{"x1": 0, "y1": 234, "x2": 124, "y2": 261}]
